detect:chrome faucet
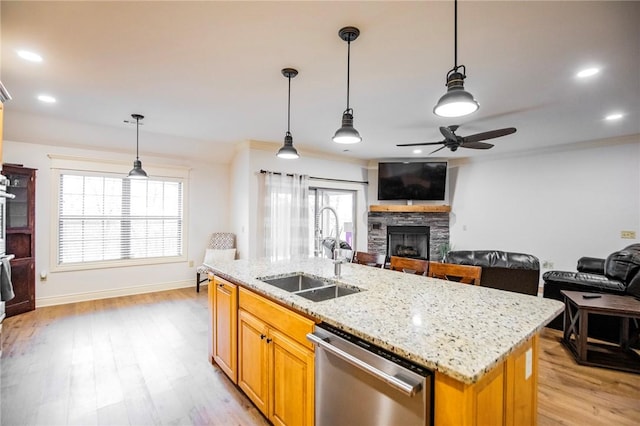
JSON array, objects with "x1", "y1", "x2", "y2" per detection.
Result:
[
  {"x1": 316, "y1": 206, "x2": 345, "y2": 277},
  {"x1": 316, "y1": 206, "x2": 340, "y2": 259}
]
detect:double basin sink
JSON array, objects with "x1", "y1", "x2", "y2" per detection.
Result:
[{"x1": 257, "y1": 273, "x2": 364, "y2": 302}]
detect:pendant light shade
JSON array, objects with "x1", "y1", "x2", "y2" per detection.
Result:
[
  {"x1": 333, "y1": 26, "x2": 361, "y2": 144},
  {"x1": 277, "y1": 68, "x2": 299, "y2": 159},
  {"x1": 277, "y1": 132, "x2": 299, "y2": 159},
  {"x1": 333, "y1": 110, "x2": 360, "y2": 144},
  {"x1": 434, "y1": 0, "x2": 479, "y2": 118},
  {"x1": 127, "y1": 113, "x2": 148, "y2": 179},
  {"x1": 433, "y1": 68, "x2": 479, "y2": 117}
]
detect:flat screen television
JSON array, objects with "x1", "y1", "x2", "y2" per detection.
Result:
[{"x1": 377, "y1": 161, "x2": 448, "y2": 201}]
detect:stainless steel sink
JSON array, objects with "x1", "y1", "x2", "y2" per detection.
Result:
[
  {"x1": 257, "y1": 273, "x2": 364, "y2": 302},
  {"x1": 259, "y1": 273, "x2": 331, "y2": 292},
  {"x1": 295, "y1": 285, "x2": 361, "y2": 302}
]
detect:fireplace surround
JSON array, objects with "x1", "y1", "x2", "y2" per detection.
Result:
[{"x1": 368, "y1": 211, "x2": 449, "y2": 261}]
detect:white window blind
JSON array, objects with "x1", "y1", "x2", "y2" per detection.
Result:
[{"x1": 57, "y1": 172, "x2": 183, "y2": 266}]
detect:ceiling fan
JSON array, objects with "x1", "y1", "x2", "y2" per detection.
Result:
[{"x1": 397, "y1": 125, "x2": 517, "y2": 155}]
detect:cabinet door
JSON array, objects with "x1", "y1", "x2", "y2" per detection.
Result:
[
  {"x1": 5, "y1": 258, "x2": 34, "y2": 317},
  {"x1": 213, "y1": 278, "x2": 238, "y2": 383},
  {"x1": 270, "y1": 328, "x2": 314, "y2": 426},
  {"x1": 5, "y1": 168, "x2": 35, "y2": 232},
  {"x1": 208, "y1": 274, "x2": 215, "y2": 362},
  {"x1": 238, "y1": 309, "x2": 269, "y2": 414}
]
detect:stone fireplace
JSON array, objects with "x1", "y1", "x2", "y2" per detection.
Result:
[{"x1": 368, "y1": 208, "x2": 449, "y2": 261}]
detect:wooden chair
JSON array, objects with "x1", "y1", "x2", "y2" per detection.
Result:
[
  {"x1": 353, "y1": 251, "x2": 386, "y2": 268},
  {"x1": 428, "y1": 262, "x2": 482, "y2": 285},
  {"x1": 389, "y1": 256, "x2": 429, "y2": 276}
]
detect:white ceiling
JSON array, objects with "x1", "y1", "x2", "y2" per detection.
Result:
[{"x1": 2, "y1": 1, "x2": 639, "y2": 164}]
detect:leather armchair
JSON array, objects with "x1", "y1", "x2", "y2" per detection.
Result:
[
  {"x1": 444, "y1": 250, "x2": 540, "y2": 296},
  {"x1": 542, "y1": 244, "x2": 640, "y2": 343}
]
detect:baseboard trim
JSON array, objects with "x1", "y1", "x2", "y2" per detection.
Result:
[{"x1": 36, "y1": 279, "x2": 201, "y2": 308}]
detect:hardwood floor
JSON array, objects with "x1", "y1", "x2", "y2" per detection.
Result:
[
  {"x1": 538, "y1": 328, "x2": 640, "y2": 425},
  {"x1": 1, "y1": 287, "x2": 638, "y2": 425},
  {"x1": 1, "y1": 288, "x2": 268, "y2": 426}
]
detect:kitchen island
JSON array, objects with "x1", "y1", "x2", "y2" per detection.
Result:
[{"x1": 206, "y1": 257, "x2": 564, "y2": 425}]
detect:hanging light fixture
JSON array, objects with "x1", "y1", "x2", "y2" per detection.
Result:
[
  {"x1": 127, "y1": 113, "x2": 148, "y2": 179},
  {"x1": 277, "y1": 68, "x2": 300, "y2": 159},
  {"x1": 333, "y1": 26, "x2": 361, "y2": 144},
  {"x1": 433, "y1": 0, "x2": 479, "y2": 118}
]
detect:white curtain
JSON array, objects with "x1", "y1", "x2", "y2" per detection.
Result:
[{"x1": 263, "y1": 172, "x2": 310, "y2": 261}]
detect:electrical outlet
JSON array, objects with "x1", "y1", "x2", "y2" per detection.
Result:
[
  {"x1": 188, "y1": 260, "x2": 194, "y2": 267},
  {"x1": 621, "y1": 230, "x2": 636, "y2": 239},
  {"x1": 542, "y1": 261, "x2": 554, "y2": 269}
]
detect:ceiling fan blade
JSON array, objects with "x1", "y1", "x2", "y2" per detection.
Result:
[
  {"x1": 463, "y1": 127, "x2": 516, "y2": 143},
  {"x1": 460, "y1": 141, "x2": 494, "y2": 150},
  {"x1": 396, "y1": 141, "x2": 444, "y2": 147},
  {"x1": 440, "y1": 126, "x2": 457, "y2": 141},
  {"x1": 428, "y1": 145, "x2": 447, "y2": 155}
]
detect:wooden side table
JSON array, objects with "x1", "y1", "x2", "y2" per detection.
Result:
[{"x1": 561, "y1": 290, "x2": 640, "y2": 374}]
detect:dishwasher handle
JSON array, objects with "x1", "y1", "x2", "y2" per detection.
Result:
[{"x1": 307, "y1": 332, "x2": 422, "y2": 397}]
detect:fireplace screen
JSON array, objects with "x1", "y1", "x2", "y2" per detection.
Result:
[{"x1": 386, "y1": 226, "x2": 430, "y2": 260}]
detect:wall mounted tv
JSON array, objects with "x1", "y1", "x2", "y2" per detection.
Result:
[{"x1": 378, "y1": 161, "x2": 448, "y2": 201}]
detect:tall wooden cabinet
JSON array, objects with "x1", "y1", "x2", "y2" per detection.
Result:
[
  {"x1": 3, "y1": 164, "x2": 36, "y2": 317},
  {"x1": 210, "y1": 275, "x2": 238, "y2": 383}
]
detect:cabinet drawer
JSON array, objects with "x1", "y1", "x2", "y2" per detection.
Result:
[{"x1": 239, "y1": 287, "x2": 315, "y2": 350}]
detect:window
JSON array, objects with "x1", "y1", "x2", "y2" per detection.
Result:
[{"x1": 51, "y1": 156, "x2": 188, "y2": 270}]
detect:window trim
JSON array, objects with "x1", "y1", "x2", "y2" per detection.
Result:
[{"x1": 49, "y1": 154, "x2": 190, "y2": 272}]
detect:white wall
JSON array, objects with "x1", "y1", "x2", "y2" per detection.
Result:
[
  {"x1": 230, "y1": 143, "x2": 251, "y2": 259},
  {"x1": 448, "y1": 136, "x2": 640, "y2": 274},
  {"x1": 3, "y1": 139, "x2": 229, "y2": 305},
  {"x1": 234, "y1": 142, "x2": 369, "y2": 260}
]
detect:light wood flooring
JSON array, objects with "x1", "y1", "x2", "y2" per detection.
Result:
[{"x1": 1, "y1": 287, "x2": 639, "y2": 425}]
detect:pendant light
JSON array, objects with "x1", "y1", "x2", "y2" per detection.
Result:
[
  {"x1": 332, "y1": 26, "x2": 361, "y2": 144},
  {"x1": 433, "y1": 0, "x2": 479, "y2": 118},
  {"x1": 127, "y1": 113, "x2": 148, "y2": 179},
  {"x1": 277, "y1": 68, "x2": 300, "y2": 159}
]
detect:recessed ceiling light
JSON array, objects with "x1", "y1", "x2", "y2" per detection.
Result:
[
  {"x1": 17, "y1": 50, "x2": 43, "y2": 62},
  {"x1": 412, "y1": 149, "x2": 423, "y2": 154},
  {"x1": 576, "y1": 67, "x2": 599, "y2": 78},
  {"x1": 605, "y1": 113, "x2": 623, "y2": 121},
  {"x1": 37, "y1": 94, "x2": 56, "y2": 103}
]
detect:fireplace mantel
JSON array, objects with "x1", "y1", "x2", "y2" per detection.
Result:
[{"x1": 369, "y1": 205, "x2": 451, "y2": 213}]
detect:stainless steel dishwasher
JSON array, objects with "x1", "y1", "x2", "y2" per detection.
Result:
[{"x1": 307, "y1": 323, "x2": 432, "y2": 426}]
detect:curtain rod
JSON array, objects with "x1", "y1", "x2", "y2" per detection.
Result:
[{"x1": 259, "y1": 169, "x2": 368, "y2": 185}]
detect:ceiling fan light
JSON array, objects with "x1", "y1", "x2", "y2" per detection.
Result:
[
  {"x1": 277, "y1": 132, "x2": 299, "y2": 159},
  {"x1": 332, "y1": 111, "x2": 362, "y2": 144},
  {"x1": 127, "y1": 159, "x2": 148, "y2": 179}
]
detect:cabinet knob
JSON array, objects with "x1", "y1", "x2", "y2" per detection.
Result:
[
  {"x1": 260, "y1": 334, "x2": 266, "y2": 340},
  {"x1": 218, "y1": 283, "x2": 225, "y2": 288},
  {"x1": 266, "y1": 338, "x2": 272, "y2": 344}
]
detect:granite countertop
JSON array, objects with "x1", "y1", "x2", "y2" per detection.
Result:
[{"x1": 205, "y1": 257, "x2": 564, "y2": 384}]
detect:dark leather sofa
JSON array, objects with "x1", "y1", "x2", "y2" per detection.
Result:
[
  {"x1": 542, "y1": 244, "x2": 640, "y2": 344},
  {"x1": 444, "y1": 250, "x2": 540, "y2": 296}
]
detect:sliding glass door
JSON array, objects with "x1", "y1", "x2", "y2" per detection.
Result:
[{"x1": 309, "y1": 188, "x2": 356, "y2": 258}]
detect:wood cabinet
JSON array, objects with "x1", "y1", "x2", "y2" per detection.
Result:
[
  {"x1": 434, "y1": 334, "x2": 539, "y2": 426},
  {"x1": 3, "y1": 164, "x2": 36, "y2": 317},
  {"x1": 210, "y1": 275, "x2": 238, "y2": 383},
  {"x1": 237, "y1": 287, "x2": 315, "y2": 426}
]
